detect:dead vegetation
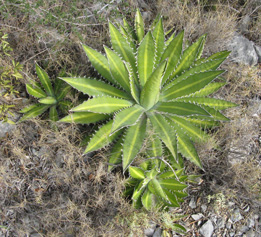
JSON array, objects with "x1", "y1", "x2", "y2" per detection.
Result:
[{"x1": 0, "y1": 0, "x2": 260, "y2": 236}]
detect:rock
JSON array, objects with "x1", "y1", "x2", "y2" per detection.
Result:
[
  {"x1": 0, "y1": 121, "x2": 16, "y2": 138},
  {"x1": 230, "y1": 208, "x2": 243, "y2": 223},
  {"x1": 144, "y1": 221, "x2": 157, "y2": 236},
  {"x1": 254, "y1": 45, "x2": 261, "y2": 63},
  {"x1": 201, "y1": 204, "x2": 207, "y2": 213},
  {"x1": 216, "y1": 217, "x2": 226, "y2": 229},
  {"x1": 243, "y1": 229, "x2": 256, "y2": 237},
  {"x1": 228, "y1": 34, "x2": 259, "y2": 66},
  {"x1": 199, "y1": 220, "x2": 214, "y2": 237},
  {"x1": 191, "y1": 213, "x2": 204, "y2": 221},
  {"x1": 152, "y1": 227, "x2": 162, "y2": 237},
  {"x1": 247, "y1": 218, "x2": 255, "y2": 228},
  {"x1": 189, "y1": 197, "x2": 197, "y2": 209},
  {"x1": 237, "y1": 225, "x2": 249, "y2": 235}
]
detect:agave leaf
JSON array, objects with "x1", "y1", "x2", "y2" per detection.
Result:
[
  {"x1": 163, "y1": 58, "x2": 227, "y2": 91},
  {"x1": 157, "y1": 169, "x2": 184, "y2": 179},
  {"x1": 160, "y1": 31, "x2": 184, "y2": 85},
  {"x1": 56, "y1": 84, "x2": 71, "y2": 101},
  {"x1": 155, "y1": 101, "x2": 209, "y2": 116},
  {"x1": 129, "y1": 166, "x2": 145, "y2": 180},
  {"x1": 183, "y1": 116, "x2": 220, "y2": 128},
  {"x1": 35, "y1": 64, "x2": 54, "y2": 96},
  {"x1": 123, "y1": 18, "x2": 137, "y2": 41},
  {"x1": 198, "y1": 50, "x2": 230, "y2": 64},
  {"x1": 84, "y1": 120, "x2": 122, "y2": 154},
  {"x1": 152, "y1": 17, "x2": 165, "y2": 65},
  {"x1": 176, "y1": 97, "x2": 238, "y2": 110},
  {"x1": 158, "y1": 178, "x2": 187, "y2": 191},
  {"x1": 109, "y1": 22, "x2": 136, "y2": 74},
  {"x1": 147, "y1": 132, "x2": 163, "y2": 158},
  {"x1": 167, "y1": 115, "x2": 208, "y2": 142},
  {"x1": 172, "y1": 224, "x2": 187, "y2": 235},
  {"x1": 19, "y1": 104, "x2": 39, "y2": 113},
  {"x1": 111, "y1": 104, "x2": 144, "y2": 133},
  {"x1": 59, "y1": 112, "x2": 108, "y2": 124},
  {"x1": 49, "y1": 106, "x2": 58, "y2": 121},
  {"x1": 129, "y1": 66, "x2": 140, "y2": 104},
  {"x1": 162, "y1": 189, "x2": 180, "y2": 207},
  {"x1": 59, "y1": 77, "x2": 130, "y2": 100},
  {"x1": 141, "y1": 189, "x2": 154, "y2": 210},
  {"x1": 177, "y1": 134, "x2": 202, "y2": 168},
  {"x1": 190, "y1": 82, "x2": 226, "y2": 97},
  {"x1": 200, "y1": 105, "x2": 230, "y2": 121},
  {"x1": 122, "y1": 117, "x2": 147, "y2": 171},
  {"x1": 39, "y1": 96, "x2": 57, "y2": 105},
  {"x1": 195, "y1": 34, "x2": 206, "y2": 60},
  {"x1": 160, "y1": 70, "x2": 224, "y2": 101},
  {"x1": 108, "y1": 134, "x2": 124, "y2": 171},
  {"x1": 26, "y1": 84, "x2": 46, "y2": 98},
  {"x1": 137, "y1": 31, "x2": 155, "y2": 87},
  {"x1": 71, "y1": 97, "x2": 133, "y2": 114},
  {"x1": 135, "y1": 8, "x2": 145, "y2": 43},
  {"x1": 132, "y1": 179, "x2": 149, "y2": 204},
  {"x1": 119, "y1": 24, "x2": 136, "y2": 50},
  {"x1": 82, "y1": 44, "x2": 114, "y2": 83},
  {"x1": 140, "y1": 61, "x2": 167, "y2": 110},
  {"x1": 104, "y1": 46, "x2": 131, "y2": 92},
  {"x1": 165, "y1": 31, "x2": 175, "y2": 47},
  {"x1": 149, "y1": 113, "x2": 177, "y2": 160},
  {"x1": 54, "y1": 78, "x2": 63, "y2": 95},
  {"x1": 167, "y1": 34, "x2": 207, "y2": 83},
  {"x1": 150, "y1": 178, "x2": 170, "y2": 202},
  {"x1": 18, "y1": 104, "x2": 50, "y2": 122}
]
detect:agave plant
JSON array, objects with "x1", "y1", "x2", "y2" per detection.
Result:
[
  {"x1": 19, "y1": 64, "x2": 71, "y2": 122},
  {"x1": 125, "y1": 158, "x2": 189, "y2": 210},
  {"x1": 59, "y1": 9, "x2": 237, "y2": 171}
]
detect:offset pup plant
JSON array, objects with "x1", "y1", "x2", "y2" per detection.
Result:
[
  {"x1": 19, "y1": 64, "x2": 71, "y2": 122},
  {"x1": 59, "y1": 9, "x2": 237, "y2": 173}
]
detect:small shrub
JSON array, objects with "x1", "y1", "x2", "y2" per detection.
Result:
[{"x1": 19, "y1": 64, "x2": 71, "y2": 122}]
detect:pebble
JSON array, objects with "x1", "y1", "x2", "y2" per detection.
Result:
[
  {"x1": 216, "y1": 217, "x2": 226, "y2": 229},
  {"x1": 144, "y1": 221, "x2": 157, "y2": 236},
  {"x1": 199, "y1": 220, "x2": 214, "y2": 237},
  {"x1": 189, "y1": 197, "x2": 197, "y2": 209},
  {"x1": 191, "y1": 213, "x2": 204, "y2": 221},
  {"x1": 230, "y1": 208, "x2": 243, "y2": 223},
  {"x1": 152, "y1": 227, "x2": 162, "y2": 237},
  {"x1": 201, "y1": 204, "x2": 207, "y2": 213}
]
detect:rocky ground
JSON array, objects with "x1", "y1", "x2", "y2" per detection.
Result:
[{"x1": 0, "y1": 0, "x2": 260, "y2": 236}]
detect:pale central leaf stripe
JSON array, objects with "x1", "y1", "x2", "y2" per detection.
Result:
[
  {"x1": 79, "y1": 103, "x2": 130, "y2": 110},
  {"x1": 153, "y1": 116, "x2": 172, "y2": 148},
  {"x1": 178, "y1": 136, "x2": 195, "y2": 159},
  {"x1": 159, "y1": 104, "x2": 196, "y2": 113},
  {"x1": 115, "y1": 107, "x2": 143, "y2": 129},
  {"x1": 38, "y1": 69, "x2": 53, "y2": 95},
  {"x1": 109, "y1": 55, "x2": 128, "y2": 87},
  {"x1": 164, "y1": 75, "x2": 213, "y2": 98},
  {"x1": 88, "y1": 47, "x2": 110, "y2": 72},
  {"x1": 87, "y1": 126, "x2": 111, "y2": 152},
  {"x1": 171, "y1": 117, "x2": 203, "y2": 140}
]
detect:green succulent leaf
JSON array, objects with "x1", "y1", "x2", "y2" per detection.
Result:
[
  {"x1": 71, "y1": 97, "x2": 133, "y2": 114},
  {"x1": 140, "y1": 61, "x2": 167, "y2": 110},
  {"x1": 162, "y1": 188, "x2": 180, "y2": 207},
  {"x1": 129, "y1": 166, "x2": 145, "y2": 180},
  {"x1": 147, "y1": 132, "x2": 163, "y2": 158},
  {"x1": 56, "y1": 84, "x2": 71, "y2": 101},
  {"x1": 59, "y1": 77, "x2": 130, "y2": 100},
  {"x1": 150, "y1": 178, "x2": 170, "y2": 202},
  {"x1": 155, "y1": 101, "x2": 209, "y2": 116},
  {"x1": 160, "y1": 70, "x2": 224, "y2": 101},
  {"x1": 18, "y1": 104, "x2": 50, "y2": 122},
  {"x1": 85, "y1": 120, "x2": 122, "y2": 153},
  {"x1": 152, "y1": 17, "x2": 165, "y2": 65},
  {"x1": 135, "y1": 8, "x2": 145, "y2": 43},
  {"x1": 82, "y1": 44, "x2": 114, "y2": 83},
  {"x1": 177, "y1": 134, "x2": 202, "y2": 168},
  {"x1": 161, "y1": 31, "x2": 184, "y2": 85},
  {"x1": 108, "y1": 135, "x2": 124, "y2": 171},
  {"x1": 132, "y1": 178, "x2": 149, "y2": 201},
  {"x1": 190, "y1": 82, "x2": 226, "y2": 97},
  {"x1": 201, "y1": 105, "x2": 230, "y2": 121},
  {"x1": 158, "y1": 178, "x2": 187, "y2": 191},
  {"x1": 19, "y1": 104, "x2": 39, "y2": 113},
  {"x1": 38, "y1": 96, "x2": 57, "y2": 105},
  {"x1": 137, "y1": 31, "x2": 155, "y2": 87},
  {"x1": 122, "y1": 117, "x2": 147, "y2": 171},
  {"x1": 109, "y1": 22, "x2": 136, "y2": 73},
  {"x1": 59, "y1": 112, "x2": 108, "y2": 124},
  {"x1": 104, "y1": 46, "x2": 131, "y2": 92},
  {"x1": 112, "y1": 104, "x2": 144, "y2": 133},
  {"x1": 141, "y1": 189, "x2": 154, "y2": 210},
  {"x1": 149, "y1": 113, "x2": 178, "y2": 160},
  {"x1": 35, "y1": 64, "x2": 54, "y2": 96},
  {"x1": 49, "y1": 106, "x2": 58, "y2": 121},
  {"x1": 26, "y1": 84, "x2": 46, "y2": 98}
]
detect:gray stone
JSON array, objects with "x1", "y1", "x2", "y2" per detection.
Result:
[
  {"x1": 228, "y1": 34, "x2": 259, "y2": 66},
  {"x1": 243, "y1": 229, "x2": 256, "y2": 237},
  {"x1": 0, "y1": 121, "x2": 16, "y2": 138},
  {"x1": 226, "y1": 220, "x2": 232, "y2": 229},
  {"x1": 144, "y1": 221, "x2": 157, "y2": 236},
  {"x1": 199, "y1": 220, "x2": 214, "y2": 237},
  {"x1": 254, "y1": 45, "x2": 261, "y2": 63},
  {"x1": 152, "y1": 227, "x2": 162, "y2": 237},
  {"x1": 192, "y1": 213, "x2": 204, "y2": 221},
  {"x1": 230, "y1": 208, "x2": 243, "y2": 223},
  {"x1": 247, "y1": 218, "x2": 255, "y2": 228},
  {"x1": 189, "y1": 197, "x2": 197, "y2": 209},
  {"x1": 237, "y1": 225, "x2": 249, "y2": 235},
  {"x1": 201, "y1": 204, "x2": 207, "y2": 213},
  {"x1": 216, "y1": 217, "x2": 226, "y2": 229},
  {"x1": 229, "y1": 232, "x2": 235, "y2": 237}
]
